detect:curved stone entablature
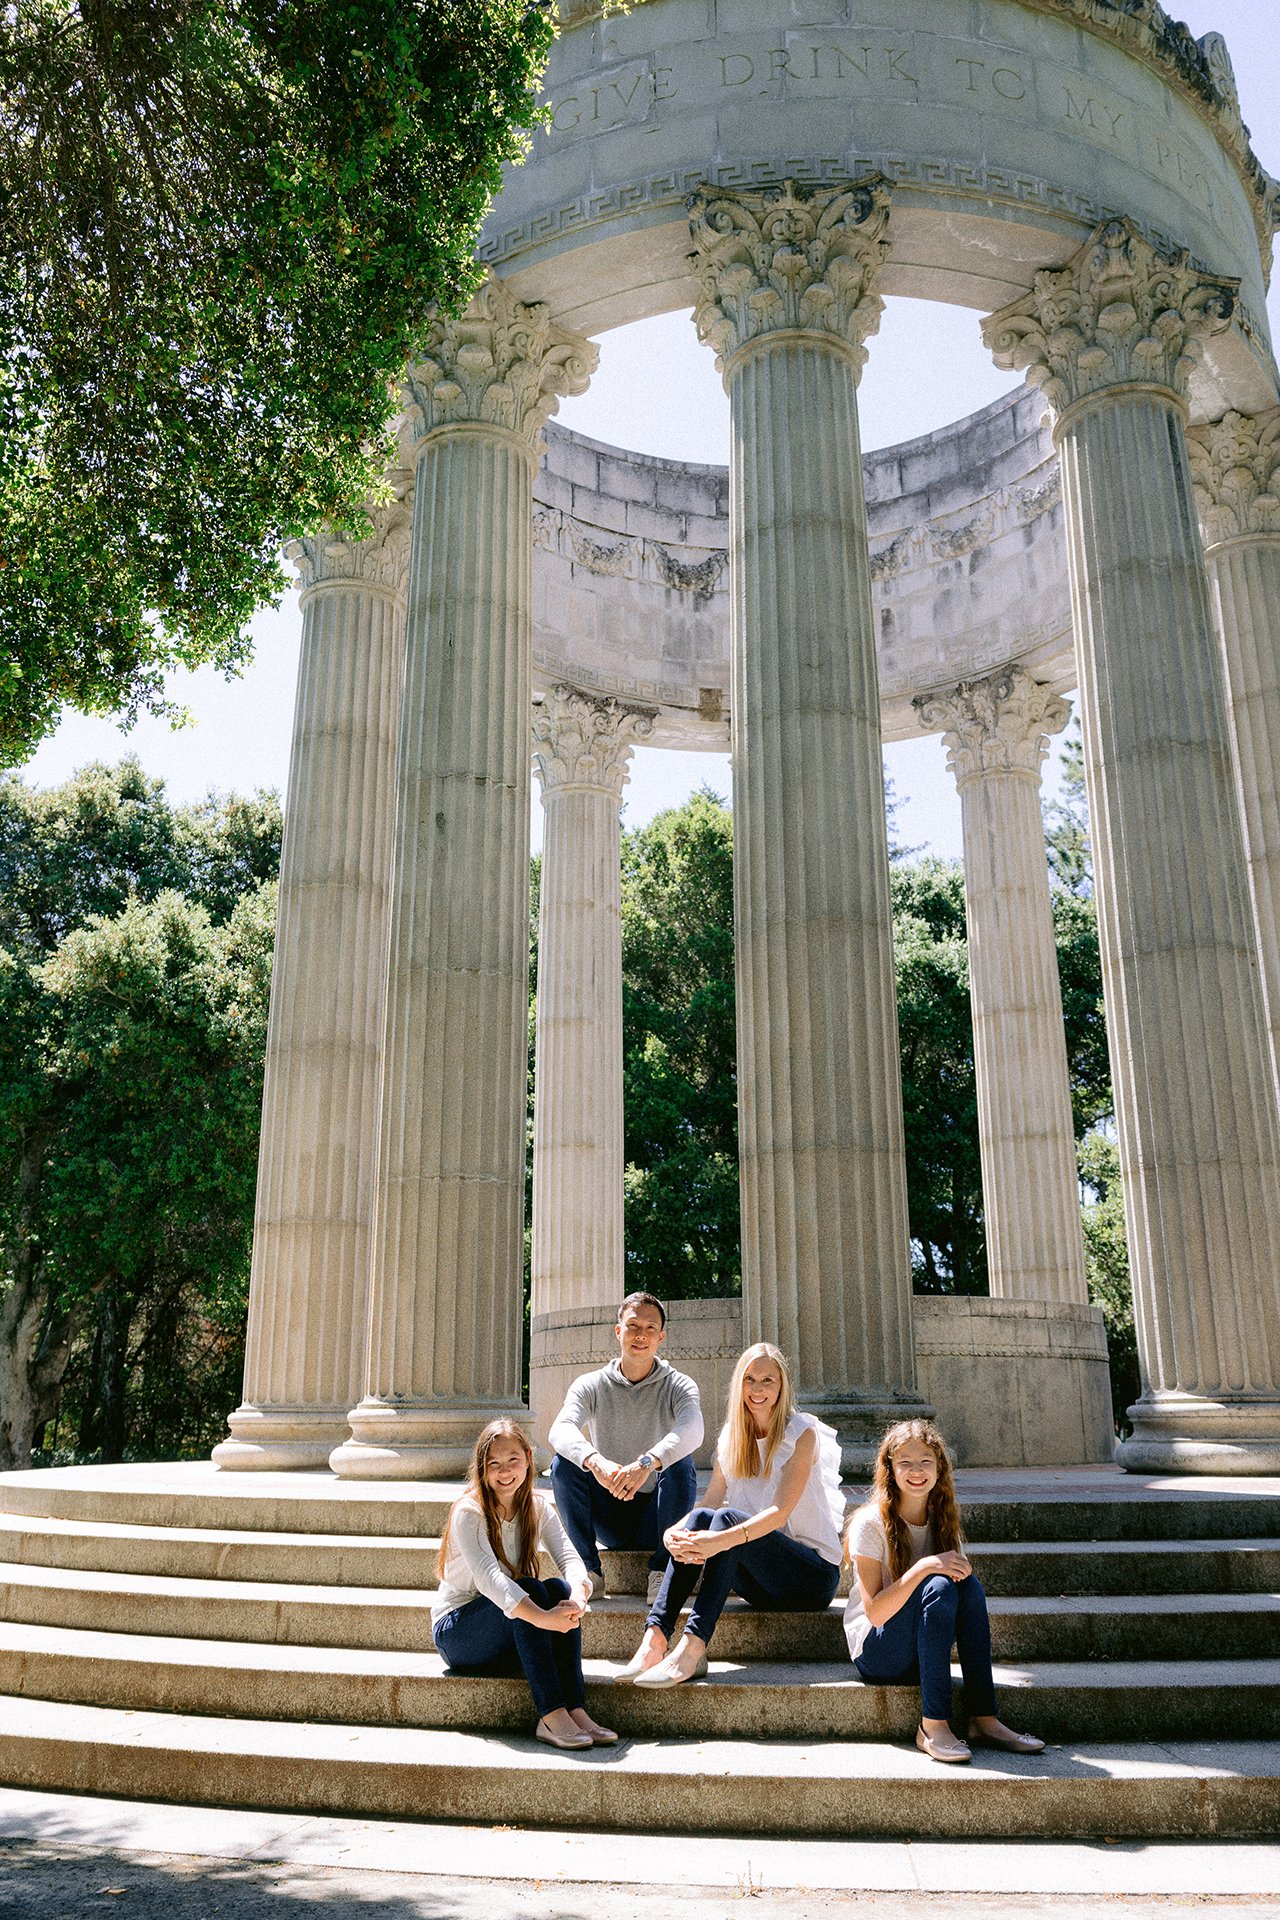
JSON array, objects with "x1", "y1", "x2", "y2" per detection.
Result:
[
  {"x1": 485, "y1": 0, "x2": 1278, "y2": 423},
  {"x1": 531, "y1": 383, "x2": 1073, "y2": 745}
]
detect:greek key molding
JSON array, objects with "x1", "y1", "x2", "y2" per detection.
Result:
[
  {"x1": 983, "y1": 217, "x2": 1238, "y2": 414},
  {"x1": 400, "y1": 273, "x2": 597, "y2": 462},
  {"x1": 687, "y1": 177, "x2": 891, "y2": 380},
  {"x1": 915, "y1": 666, "x2": 1071, "y2": 789},
  {"x1": 288, "y1": 496, "x2": 413, "y2": 602},
  {"x1": 1187, "y1": 408, "x2": 1280, "y2": 547},
  {"x1": 531, "y1": 687, "x2": 656, "y2": 800}
]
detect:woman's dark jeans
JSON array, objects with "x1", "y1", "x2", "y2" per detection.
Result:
[
  {"x1": 645, "y1": 1506, "x2": 839, "y2": 1648},
  {"x1": 433, "y1": 1575, "x2": 585, "y2": 1718},
  {"x1": 853, "y1": 1571, "x2": 997, "y2": 1723}
]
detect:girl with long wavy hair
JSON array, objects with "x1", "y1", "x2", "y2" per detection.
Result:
[
  {"x1": 617, "y1": 1342, "x2": 845, "y2": 1687},
  {"x1": 843, "y1": 1419, "x2": 1044, "y2": 1763},
  {"x1": 432, "y1": 1419, "x2": 616, "y2": 1749}
]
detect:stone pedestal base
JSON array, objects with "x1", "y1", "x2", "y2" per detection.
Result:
[
  {"x1": 529, "y1": 1300, "x2": 744, "y2": 1469},
  {"x1": 329, "y1": 1400, "x2": 527, "y2": 1480},
  {"x1": 1116, "y1": 1394, "x2": 1280, "y2": 1474},
  {"x1": 212, "y1": 1407, "x2": 350, "y2": 1472},
  {"x1": 914, "y1": 1297, "x2": 1115, "y2": 1467}
]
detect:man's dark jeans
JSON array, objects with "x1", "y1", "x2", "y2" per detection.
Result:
[{"x1": 550, "y1": 1452, "x2": 698, "y2": 1575}]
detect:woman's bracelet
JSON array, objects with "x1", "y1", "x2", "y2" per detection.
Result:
[{"x1": 740, "y1": 1521, "x2": 750, "y2": 1544}]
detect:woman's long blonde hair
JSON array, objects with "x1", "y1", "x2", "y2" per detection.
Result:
[
  {"x1": 722, "y1": 1342, "x2": 795, "y2": 1480},
  {"x1": 858, "y1": 1418, "x2": 964, "y2": 1580},
  {"x1": 436, "y1": 1419, "x2": 541, "y2": 1581}
]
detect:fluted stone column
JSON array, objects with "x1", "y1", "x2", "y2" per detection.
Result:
[
  {"x1": 213, "y1": 501, "x2": 410, "y2": 1469},
  {"x1": 530, "y1": 688, "x2": 652, "y2": 1318},
  {"x1": 916, "y1": 668, "x2": 1089, "y2": 1306},
  {"x1": 331, "y1": 276, "x2": 595, "y2": 1479},
  {"x1": 689, "y1": 180, "x2": 928, "y2": 1467},
  {"x1": 985, "y1": 218, "x2": 1280, "y2": 1471},
  {"x1": 1188, "y1": 408, "x2": 1280, "y2": 1075}
]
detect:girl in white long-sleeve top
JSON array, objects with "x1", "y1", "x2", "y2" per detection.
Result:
[{"x1": 432, "y1": 1419, "x2": 617, "y2": 1750}]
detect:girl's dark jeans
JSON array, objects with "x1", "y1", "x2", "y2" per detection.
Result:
[
  {"x1": 853, "y1": 1571, "x2": 997, "y2": 1722},
  {"x1": 434, "y1": 1575, "x2": 586, "y2": 1718}
]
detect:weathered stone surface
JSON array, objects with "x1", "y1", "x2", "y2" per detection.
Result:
[
  {"x1": 331, "y1": 280, "x2": 597, "y2": 1481},
  {"x1": 689, "y1": 182, "x2": 927, "y2": 1468},
  {"x1": 915, "y1": 671, "x2": 1092, "y2": 1317},
  {"x1": 528, "y1": 690, "x2": 653, "y2": 1444},
  {"x1": 1189, "y1": 409, "x2": 1280, "y2": 1087},
  {"x1": 988, "y1": 222, "x2": 1280, "y2": 1473},
  {"x1": 213, "y1": 507, "x2": 410, "y2": 1472}
]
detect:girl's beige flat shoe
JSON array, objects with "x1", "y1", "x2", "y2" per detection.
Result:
[
  {"x1": 535, "y1": 1717, "x2": 593, "y2": 1750},
  {"x1": 967, "y1": 1724, "x2": 1046, "y2": 1753},
  {"x1": 916, "y1": 1723, "x2": 971, "y2": 1763}
]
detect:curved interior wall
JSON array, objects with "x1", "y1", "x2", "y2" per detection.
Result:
[{"x1": 533, "y1": 383, "x2": 1076, "y2": 738}]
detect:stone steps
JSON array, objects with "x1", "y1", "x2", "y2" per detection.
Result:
[
  {"x1": 5, "y1": 1512, "x2": 1277, "y2": 1603},
  {"x1": 2, "y1": 1621, "x2": 1277, "y2": 1744},
  {"x1": 4, "y1": 1556, "x2": 1278, "y2": 1668},
  {"x1": 2, "y1": 1694, "x2": 1277, "y2": 1838},
  {"x1": 2, "y1": 1465, "x2": 1277, "y2": 1842},
  {"x1": 3, "y1": 1463, "x2": 1278, "y2": 1544}
]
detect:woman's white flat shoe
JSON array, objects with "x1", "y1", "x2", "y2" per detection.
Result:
[
  {"x1": 632, "y1": 1650, "x2": 709, "y2": 1689},
  {"x1": 613, "y1": 1647, "x2": 664, "y2": 1685}
]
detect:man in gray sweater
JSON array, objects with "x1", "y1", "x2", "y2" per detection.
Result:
[{"x1": 549, "y1": 1291, "x2": 703, "y2": 1604}]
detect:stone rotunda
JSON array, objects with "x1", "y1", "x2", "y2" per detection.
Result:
[{"x1": 213, "y1": 0, "x2": 1280, "y2": 1480}]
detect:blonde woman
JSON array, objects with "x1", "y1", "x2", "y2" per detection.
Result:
[
  {"x1": 618, "y1": 1343, "x2": 844, "y2": 1687},
  {"x1": 844, "y1": 1419, "x2": 1044, "y2": 1763},
  {"x1": 432, "y1": 1419, "x2": 617, "y2": 1749}
]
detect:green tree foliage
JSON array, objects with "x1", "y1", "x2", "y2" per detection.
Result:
[
  {"x1": 619, "y1": 790, "x2": 740, "y2": 1299},
  {"x1": 1079, "y1": 1128, "x2": 1139, "y2": 1424},
  {"x1": 602, "y1": 790, "x2": 1128, "y2": 1418},
  {"x1": 0, "y1": 1, "x2": 554, "y2": 763},
  {"x1": 890, "y1": 859, "x2": 984, "y2": 1293},
  {"x1": 0, "y1": 763, "x2": 278, "y2": 1467},
  {"x1": 1044, "y1": 721, "x2": 1092, "y2": 896}
]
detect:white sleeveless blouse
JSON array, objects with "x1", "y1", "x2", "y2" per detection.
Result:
[{"x1": 718, "y1": 1409, "x2": 844, "y2": 1565}]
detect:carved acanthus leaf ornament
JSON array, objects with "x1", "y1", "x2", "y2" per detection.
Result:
[
  {"x1": 401, "y1": 273, "x2": 597, "y2": 460},
  {"x1": 915, "y1": 667, "x2": 1071, "y2": 790},
  {"x1": 532, "y1": 687, "x2": 656, "y2": 800},
  {"x1": 1187, "y1": 408, "x2": 1280, "y2": 547},
  {"x1": 982, "y1": 218, "x2": 1237, "y2": 414},
  {"x1": 687, "y1": 178, "x2": 891, "y2": 379},
  {"x1": 288, "y1": 496, "x2": 413, "y2": 602}
]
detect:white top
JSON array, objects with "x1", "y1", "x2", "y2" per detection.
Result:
[
  {"x1": 717, "y1": 1409, "x2": 844, "y2": 1566},
  {"x1": 430, "y1": 1497, "x2": 588, "y2": 1627},
  {"x1": 842, "y1": 1504, "x2": 935, "y2": 1660}
]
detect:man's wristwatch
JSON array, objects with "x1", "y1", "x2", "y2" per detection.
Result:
[{"x1": 637, "y1": 1452, "x2": 657, "y2": 1472}]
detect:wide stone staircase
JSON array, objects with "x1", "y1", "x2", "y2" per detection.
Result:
[{"x1": 0, "y1": 1463, "x2": 1277, "y2": 1838}]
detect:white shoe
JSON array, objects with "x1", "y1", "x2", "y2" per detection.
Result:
[
  {"x1": 588, "y1": 1570, "x2": 606, "y2": 1600},
  {"x1": 646, "y1": 1570, "x2": 665, "y2": 1607},
  {"x1": 632, "y1": 1645, "x2": 709, "y2": 1689}
]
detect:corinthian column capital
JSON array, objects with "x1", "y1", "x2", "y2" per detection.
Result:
[
  {"x1": 1187, "y1": 407, "x2": 1280, "y2": 547},
  {"x1": 982, "y1": 218, "x2": 1237, "y2": 416},
  {"x1": 400, "y1": 273, "x2": 597, "y2": 463},
  {"x1": 287, "y1": 494, "x2": 414, "y2": 604},
  {"x1": 916, "y1": 667, "x2": 1071, "y2": 790},
  {"x1": 687, "y1": 177, "x2": 891, "y2": 381},
  {"x1": 532, "y1": 688, "x2": 655, "y2": 801}
]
